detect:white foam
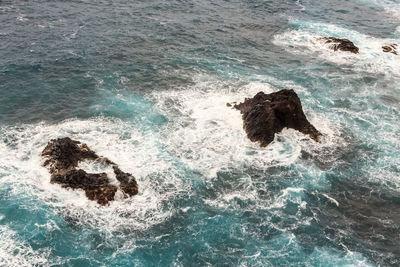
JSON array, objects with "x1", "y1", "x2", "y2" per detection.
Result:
[
  {"x1": 238, "y1": 232, "x2": 374, "y2": 266},
  {"x1": 0, "y1": 225, "x2": 50, "y2": 266},
  {"x1": 203, "y1": 173, "x2": 258, "y2": 210},
  {"x1": 150, "y1": 74, "x2": 348, "y2": 217},
  {"x1": 0, "y1": 75, "x2": 342, "y2": 238},
  {"x1": 295, "y1": 0, "x2": 306, "y2": 11},
  {"x1": 17, "y1": 14, "x2": 28, "y2": 22},
  {"x1": 65, "y1": 26, "x2": 84, "y2": 41},
  {"x1": 0, "y1": 118, "x2": 188, "y2": 233},
  {"x1": 322, "y1": 193, "x2": 339, "y2": 207},
  {"x1": 273, "y1": 20, "x2": 400, "y2": 77},
  {"x1": 357, "y1": 0, "x2": 400, "y2": 19},
  {"x1": 308, "y1": 246, "x2": 375, "y2": 266},
  {"x1": 152, "y1": 76, "x2": 339, "y2": 179},
  {"x1": 269, "y1": 187, "x2": 306, "y2": 210},
  {"x1": 0, "y1": 75, "x2": 354, "y2": 263},
  {"x1": 77, "y1": 160, "x2": 119, "y2": 186},
  {"x1": 150, "y1": 74, "x2": 347, "y2": 224},
  {"x1": 384, "y1": 6, "x2": 400, "y2": 19}
]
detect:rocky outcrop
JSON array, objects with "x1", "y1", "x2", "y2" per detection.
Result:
[
  {"x1": 382, "y1": 44, "x2": 398, "y2": 55},
  {"x1": 231, "y1": 90, "x2": 321, "y2": 147},
  {"x1": 42, "y1": 137, "x2": 138, "y2": 205},
  {"x1": 319, "y1": 37, "x2": 359, "y2": 54}
]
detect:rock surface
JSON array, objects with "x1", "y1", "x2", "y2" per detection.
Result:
[
  {"x1": 231, "y1": 90, "x2": 321, "y2": 147},
  {"x1": 42, "y1": 137, "x2": 138, "y2": 205},
  {"x1": 319, "y1": 37, "x2": 359, "y2": 54},
  {"x1": 382, "y1": 44, "x2": 398, "y2": 55}
]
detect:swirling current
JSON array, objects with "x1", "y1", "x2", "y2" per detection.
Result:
[{"x1": 0, "y1": 0, "x2": 399, "y2": 266}]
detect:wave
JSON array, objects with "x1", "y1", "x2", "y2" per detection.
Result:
[
  {"x1": 151, "y1": 74, "x2": 343, "y2": 180},
  {"x1": 1, "y1": 73, "x2": 397, "y2": 264},
  {"x1": 0, "y1": 74, "x2": 344, "y2": 233},
  {"x1": 273, "y1": 20, "x2": 400, "y2": 77},
  {"x1": 0, "y1": 225, "x2": 50, "y2": 266},
  {"x1": 357, "y1": 0, "x2": 400, "y2": 19},
  {"x1": 0, "y1": 118, "x2": 189, "y2": 235}
]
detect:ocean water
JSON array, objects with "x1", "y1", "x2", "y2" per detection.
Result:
[{"x1": 0, "y1": 0, "x2": 399, "y2": 266}]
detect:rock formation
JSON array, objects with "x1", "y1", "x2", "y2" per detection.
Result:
[
  {"x1": 382, "y1": 44, "x2": 398, "y2": 55},
  {"x1": 319, "y1": 37, "x2": 359, "y2": 54},
  {"x1": 231, "y1": 90, "x2": 321, "y2": 147},
  {"x1": 42, "y1": 137, "x2": 138, "y2": 205}
]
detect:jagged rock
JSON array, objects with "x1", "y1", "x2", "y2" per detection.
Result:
[
  {"x1": 51, "y1": 169, "x2": 118, "y2": 205},
  {"x1": 231, "y1": 90, "x2": 322, "y2": 147},
  {"x1": 382, "y1": 44, "x2": 398, "y2": 55},
  {"x1": 319, "y1": 37, "x2": 359, "y2": 54},
  {"x1": 42, "y1": 137, "x2": 138, "y2": 205},
  {"x1": 42, "y1": 137, "x2": 100, "y2": 175},
  {"x1": 112, "y1": 166, "x2": 138, "y2": 196}
]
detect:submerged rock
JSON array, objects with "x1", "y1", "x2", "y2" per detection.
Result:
[
  {"x1": 319, "y1": 37, "x2": 359, "y2": 54},
  {"x1": 231, "y1": 90, "x2": 321, "y2": 147},
  {"x1": 42, "y1": 137, "x2": 138, "y2": 205},
  {"x1": 382, "y1": 44, "x2": 398, "y2": 55}
]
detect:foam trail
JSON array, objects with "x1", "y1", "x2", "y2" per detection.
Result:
[{"x1": 322, "y1": 193, "x2": 339, "y2": 207}]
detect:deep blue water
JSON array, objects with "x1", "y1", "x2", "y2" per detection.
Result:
[{"x1": 1, "y1": 0, "x2": 400, "y2": 266}]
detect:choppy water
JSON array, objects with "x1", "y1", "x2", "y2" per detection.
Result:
[{"x1": 1, "y1": 0, "x2": 399, "y2": 266}]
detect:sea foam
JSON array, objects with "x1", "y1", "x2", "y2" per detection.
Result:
[
  {"x1": 0, "y1": 118, "x2": 188, "y2": 234},
  {"x1": 273, "y1": 20, "x2": 400, "y2": 77},
  {"x1": 152, "y1": 75, "x2": 342, "y2": 180}
]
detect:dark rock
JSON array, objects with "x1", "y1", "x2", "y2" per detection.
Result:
[
  {"x1": 42, "y1": 137, "x2": 99, "y2": 175},
  {"x1": 52, "y1": 169, "x2": 118, "y2": 205},
  {"x1": 42, "y1": 137, "x2": 138, "y2": 205},
  {"x1": 319, "y1": 37, "x2": 359, "y2": 54},
  {"x1": 382, "y1": 44, "x2": 398, "y2": 55},
  {"x1": 113, "y1": 165, "x2": 138, "y2": 196},
  {"x1": 231, "y1": 90, "x2": 322, "y2": 147}
]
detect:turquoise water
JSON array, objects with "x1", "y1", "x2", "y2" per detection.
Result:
[{"x1": 1, "y1": 0, "x2": 399, "y2": 266}]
